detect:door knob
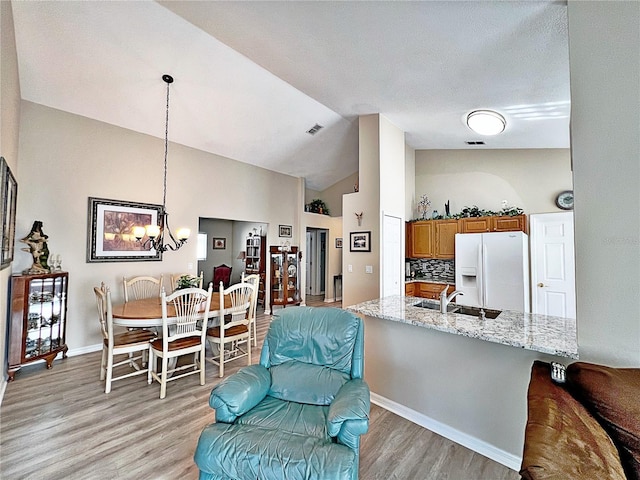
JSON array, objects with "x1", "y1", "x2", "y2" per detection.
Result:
[{"x1": 537, "y1": 282, "x2": 545, "y2": 287}]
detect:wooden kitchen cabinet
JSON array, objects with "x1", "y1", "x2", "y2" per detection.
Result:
[
  {"x1": 492, "y1": 215, "x2": 527, "y2": 232},
  {"x1": 406, "y1": 281, "x2": 455, "y2": 299},
  {"x1": 409, "y1": 221, "x2": 434, "y2": 258},
  {"x1": 407, "y1": 219, "x2": 457, "y2": 259},
  {"x1": 405, "y1": 282, "x2": 416, "y2": 296},
  {"x1": 418, "y1": 282, "x2": 455, "y2": 300},
  {"x1": 434, "y1": 219, "x2": 458, "y2": 259},
  {"x1": 459, "y1": 215, "x2": 527, "y2": 234}
]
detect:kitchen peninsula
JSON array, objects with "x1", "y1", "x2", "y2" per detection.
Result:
[
  {"x1": 346, "y1": 295, "x2": 579, "y2": 470},
  {"x1": 347, "y1": 295, "x2": 578, "y2": 358}
]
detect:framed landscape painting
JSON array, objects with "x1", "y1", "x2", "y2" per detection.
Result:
[
  {"x1": 87, "y1": 197, "x2": 163, "y2": 262},
  {"x1": 0, "y1": 157, "x2": 17, "y2": 269}
]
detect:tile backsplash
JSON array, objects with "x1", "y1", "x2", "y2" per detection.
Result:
[{"x1": 407, "y1": 258, "x2": 455, "y2": 283}]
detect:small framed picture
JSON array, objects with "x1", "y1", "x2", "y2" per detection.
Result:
[
  {"x1": 279, "y1": 225, "x2": 292, "y2": 238},
  {"x1": 350, "y1": 231, "x2": 371, "y2": 252},
  {"x1": 335, "y1": 237, "x2": 343, "y2": 248},
  {"x1": 212, "y1": 237, "x2": 226, "y2": 249}
]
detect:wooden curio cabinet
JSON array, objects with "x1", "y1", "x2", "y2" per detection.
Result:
[
  {"x1": 8, "y1": 272, "x2": 69, "y2": 380},
  {"x1": 269, "y1": 246, "x2": 301, "y2": 309}
]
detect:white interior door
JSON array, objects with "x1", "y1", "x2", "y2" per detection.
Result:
[
  {"x1": 530, "y1": 212, "x2": 576, "y2": 318},
  {"x1": 382, "y1": 214, "x2": 402, "y2": 297}
]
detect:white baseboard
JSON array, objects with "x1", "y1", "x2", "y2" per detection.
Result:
[
  {"x1": 324, "y1": 297, "x2": 342, "y2": 303},
  {"x1": 370, "y1": 392, "x2": 522, "y2": 471},
  {"x1": 0, "y1": 379, "x2": 6, "y2": 407}
]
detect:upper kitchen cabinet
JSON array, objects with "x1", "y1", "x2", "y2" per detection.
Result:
[
  {"x1": 407, "y1": 219, "x2": 457, "y2": 259},
  {"x1": 408, "y1": 221, "x2": 434, "y2": 258},
  {"x1": 459, "y1": 215, "x2": 527, "y2": 234},
  {"x1": 434, "y1": 219, "x2": 458, "y2": 258}
]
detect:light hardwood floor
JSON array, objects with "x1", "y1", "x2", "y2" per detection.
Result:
[{"x1": 1, "y1": 295, "x2": 519, "y2": 480}]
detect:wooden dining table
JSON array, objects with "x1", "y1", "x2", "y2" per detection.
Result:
[{"x1": 112, "y1": 295, "x2": 230, "y2": 328}]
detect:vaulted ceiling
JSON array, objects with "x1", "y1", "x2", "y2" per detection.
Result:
[{"x1": 11, "y1": 1, "x2": 570, "y2": 191}]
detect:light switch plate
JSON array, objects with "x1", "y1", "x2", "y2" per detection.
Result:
[
  {"x1": 365, "y1": 265, "x2": 373, "y2": 274},
  {"x1": 348, "y1": 264, "x2": 353, "y2": 273}
]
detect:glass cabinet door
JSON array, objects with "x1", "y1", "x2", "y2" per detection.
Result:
[
  {"x1": 9, "y1": 272, "x2": 69, "y2": 380},
  {"x1": 286, "y1": 253, "x2": 298, "y2": 302},
  {"x1": 26, "y1": 275, "x2": 66, "y2": 359},
  {"x1": 271, "y1": 252, "x2": 284, "y2": 304}
]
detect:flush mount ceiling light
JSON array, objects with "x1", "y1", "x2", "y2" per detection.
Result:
[{"x1": 466, "y1": 110, "x2": 506, "y2": 136}]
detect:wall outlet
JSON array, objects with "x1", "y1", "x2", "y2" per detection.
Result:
[
  {"x1": 187, "y1": 262, "x2": 193, "y2": 270},
  {"x1": 348, "y1": 264, "x2": 353, "y2": 273},
  {"x1": 365, "y1": 265, "x2": 373, "y2": 274}
]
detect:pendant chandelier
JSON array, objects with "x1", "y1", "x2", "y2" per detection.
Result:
[{"x1": 133, "y1": 74, "x2": 190, "y2": 253}]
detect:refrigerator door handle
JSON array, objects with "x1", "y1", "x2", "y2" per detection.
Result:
[
  {"x1": 477, "y1": 244, "x2": 483, "y2": 307},
  {"x1": 482, "y1": 244, "x2": 488, "y2": 307}
]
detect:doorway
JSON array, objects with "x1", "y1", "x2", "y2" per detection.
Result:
[{"x1": 306, "y1": 228, "x2": 328, "y2": 296}]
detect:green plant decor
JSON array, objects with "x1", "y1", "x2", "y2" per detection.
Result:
[
  {"x1": 308, "y1": 198, "x2": 330, "y2": 215},
  {"x1": 176, "y1": 274, "x2": 200, "y2": 290},
  {"x1": 411, "y1": 203, "x2": 524, "y2": 221}
]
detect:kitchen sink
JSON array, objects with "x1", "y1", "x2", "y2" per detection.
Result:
[
  {"x1": 451, "y1": 305, "x2": 502, "y2": 319},
  {"x1": 414, "y1": 300, "x2": 458, "y2": 313}
]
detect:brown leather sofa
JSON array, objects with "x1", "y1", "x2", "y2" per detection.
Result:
[{"x1": 520, "y1": 361, "x2": 640, "y2": 480}]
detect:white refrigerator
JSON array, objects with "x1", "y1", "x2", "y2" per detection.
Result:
[{"x1": 455, "y1": 231, "x2": 530, "y2": 312}]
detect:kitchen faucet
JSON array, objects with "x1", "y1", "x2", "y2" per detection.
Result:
[{"x1": 440, "y1": 286, "x2": 464, "y2": 313}]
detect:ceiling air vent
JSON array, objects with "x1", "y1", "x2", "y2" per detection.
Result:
[
  {"x1": 306, "y1": 124, "x2": 324, "y2": 135},
  {"x1": 465, "y1": 140, "x2": 486, "y2": 145}
]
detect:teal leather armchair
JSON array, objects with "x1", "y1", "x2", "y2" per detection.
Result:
[{"x1": 194, "y1": 306, "x2": 370, "y2": 480}]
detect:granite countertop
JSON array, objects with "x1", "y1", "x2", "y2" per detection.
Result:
[{"x1": 346, "y1": 295, "x2": 578, "y2": 359}]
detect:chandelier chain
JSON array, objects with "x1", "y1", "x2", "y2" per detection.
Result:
[{"x1": 163, "y1": 79, "x2": 169, "y2": 210}]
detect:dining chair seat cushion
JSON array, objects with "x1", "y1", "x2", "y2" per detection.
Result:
[
  {"x1": 236, "y1": 395, "x2": 330, "y2": 440},
  {"x1": 207, "y1": 324, "x2": 248, "y2": 338},
  {"x1": 108, "y1": 329, "x2": 156, "y2": 347},
  {"x1": 150, "y1": 336, "x2": 202, "y2": 352},
  {"x1": 194, "y1": 423, "x2": 356, "y2": 480}
]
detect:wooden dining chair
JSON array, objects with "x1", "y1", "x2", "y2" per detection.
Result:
[
  {"x1": 206, "y1": 281, "x2": 255, "y2": 377},
  {"x1": 94, "y1": 283, "x2": 157, "y2": 393},
  {"x1": 147, "y1": 284, "x2": 213, "y2": 399},
  {"x1": 241, "y1": 272, "x2": 260, "y2": 347},
  {"x1": 123, "y1": 275, "x2": 164, "y2": 303},
  {"x1": 212, "y1": 264, "x2": 232, "y2": 291},
  {"x1": 170, "y1": 271, "x2": 203, "y2": 291}
]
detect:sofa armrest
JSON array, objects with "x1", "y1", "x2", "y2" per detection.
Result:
[
  {"x1": 327, "y1": 379, "x2": 370, "y2": 449},
  {"x1": 209, "y1": 364, "x2": 271, "y2": 423},
  {"x1": 520, "y1": 361, "x2": 626, "y2": 480}
]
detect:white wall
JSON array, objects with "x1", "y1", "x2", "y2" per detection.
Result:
[
  {"x1": 414, "y1": 149, "x2": 572, "y2": 220},
  {"x1": 304, "y1": 171, "x2": 358, "y2": 218},
  {"x1": 343, "y1": 115, "x2": 381, "y2": 306},
  {"x1": 568, "y1": 0, "x2": 640, "y2": 365},
  {"x1": 0, "y1": 1, "x2": 21, "y2": 388},
  {"x1": 14, "y1": 102, "x2": 300, "y2": 355},
  {"x1": 405, "y1": 145, "x2": 415, "y2": 221}
]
